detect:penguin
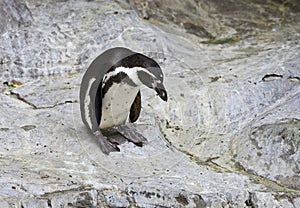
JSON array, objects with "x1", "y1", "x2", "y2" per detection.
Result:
[{"x1": 80, "y1": 47, "x2": 168, "y2": 154}]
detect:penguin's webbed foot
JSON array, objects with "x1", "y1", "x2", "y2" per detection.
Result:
[
  {"x1": 115, "y1": 125, "x2": 147, "y2": 147},
  {"x1": 94, "y1": 130, "x2": 120, "y2": 154}
]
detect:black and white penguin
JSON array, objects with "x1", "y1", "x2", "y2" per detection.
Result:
[{"x1": 80, "y1": 47, "x2": 167, "y2": 154}]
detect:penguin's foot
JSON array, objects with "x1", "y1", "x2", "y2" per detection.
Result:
[
  {"x1": 94, "y1": 130, "x2": 120, "y2": 154},
  {"x1": 115, "y1": 125, "x2": 147, "y2": 147}
]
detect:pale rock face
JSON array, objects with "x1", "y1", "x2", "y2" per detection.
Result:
[{"x1": 0, "y1": 0, "x2": 299, "y2": 207}]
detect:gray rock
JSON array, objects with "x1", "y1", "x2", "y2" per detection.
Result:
[
  {"x1": 102, "y1": 190, "x2": 131, "y2": 207},
  {"x1": 0, "y1": 0, "x2": 32, "y2": 35},
  {"x1": 128, "y1": 0, "x2": 300, "y2": 42},
  {"x1": 0, "y1": 0, "x2": 299, "y2": 207}
]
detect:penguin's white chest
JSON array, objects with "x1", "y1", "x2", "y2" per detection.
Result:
[{"x1": 99, "y1": 83, "x2": 140, "y2": 129}]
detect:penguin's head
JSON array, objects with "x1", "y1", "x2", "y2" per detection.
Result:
[
  {"x1": 137, "y1": 69, "x2": 168, "y2": 102},
  {"x1": 115, "y1": 53, "x2": 168, "y2": 102},
  {"x1": 136, "y1": 54, "x2": 168, "y2": 102}
]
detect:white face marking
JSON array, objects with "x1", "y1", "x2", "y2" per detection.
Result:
[
  {"x1": 84, "y1": 77, "x2": 96, "y2": 129},
  {"x1": 102, "y1": 66, "x2": 155, "y2": 86}
]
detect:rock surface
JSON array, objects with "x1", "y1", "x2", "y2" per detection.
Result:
[
  {"x1": 0, "y1": 0, "x2": 32, "y2": 35},
  {"x1": 0, "y1": 0, "x2": 299, "y2": 207}
]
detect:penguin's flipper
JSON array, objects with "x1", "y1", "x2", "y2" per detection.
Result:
[
  {"x1": 129, "y1": 91, "x2": 141, "y2": 123},
  {"x1": 115, "y1": 125, "x2": 147, "y2": 147},
  {"x1": 94, "y1": 81, "x2": 103, "y2": 125}
]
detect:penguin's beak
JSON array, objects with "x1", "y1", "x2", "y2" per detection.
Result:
[{"x1": 153, "y1": 80, "x2": 168, "y2": 102}]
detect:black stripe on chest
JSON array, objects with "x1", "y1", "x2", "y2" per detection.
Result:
[{"x1": 102, "y1": 72, "x2": 137, "y2": 98}]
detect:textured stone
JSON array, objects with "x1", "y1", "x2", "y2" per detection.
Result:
[
  {"x1": 0, "y1": 0, "x2": 32, "y2": 35},
  {"x1": 128, "y1": 0, "x2": 300, "y2": 42},
  {"x1": 102, "y1": 190, "x2": 130, "y2": 207},
  {"x1": 0, "y1": 0, "x2": 299, "y2": 207}
]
